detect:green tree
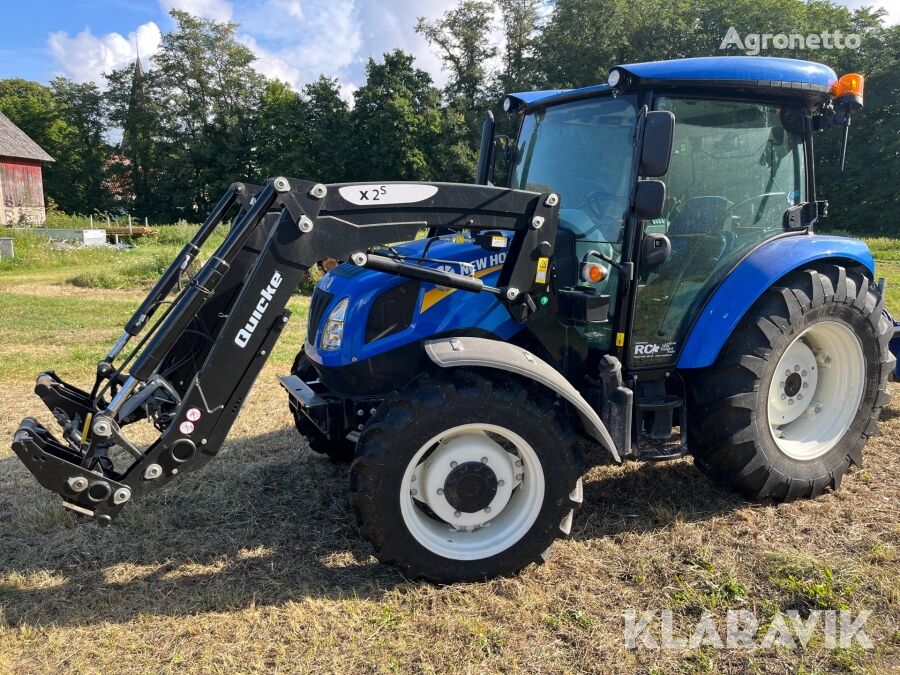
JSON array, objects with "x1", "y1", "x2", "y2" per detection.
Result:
[
  {"x1": 0, "y1": 77, "x2": 112, "y2": 214},
  {"x1": 303, "y1": 77, "x2": 353, "y2": 182},
  {"x1": 252, "y1": 79, "x2": 307, "y2": 180},
  {"x1": 350, "y1": 50, "x2": 446, "y2": 181},
  {"x1": 105, "y1": 10, "x2": 267, "y2": 221},
  {"x1": 495, "y1": 0, "x2": 544, "y2": 93},
  {"x1": 106, "y1": 55, "x2": 160, "y2": 216},
  {"x1": 49, "y1": 77, "x2": 111, "y2": 212},
  {"x1": 417, "y1": 0, "x2": 498, "y2": 142}
]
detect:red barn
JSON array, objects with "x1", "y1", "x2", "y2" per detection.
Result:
[{"x1": 0, "y1": 111, "x2": 54, "y2": 225}]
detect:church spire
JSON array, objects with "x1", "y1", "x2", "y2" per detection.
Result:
[{"x1": 134, "y1": 39, "x2": 144, "y2": 78}]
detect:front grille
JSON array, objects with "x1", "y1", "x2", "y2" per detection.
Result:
[
  {"x1": 307, "y1": 289, "x2": 335, "y2": 342},
  {"x1": 365, "y1": 281, "x2": 420, "y2": 343}
]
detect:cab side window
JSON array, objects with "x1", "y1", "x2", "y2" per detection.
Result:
[{"x1": 630, "y1": 98, "x2": 806, "y2": 368}]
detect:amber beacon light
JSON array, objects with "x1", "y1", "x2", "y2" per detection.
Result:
[{"x1": 832, "y1": 73, "x2": 865, "y2": 108}]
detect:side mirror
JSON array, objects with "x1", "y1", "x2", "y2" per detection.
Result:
[
  {"x1": 474, "y1": 111, "x2": 496, "y2": 185},
  {"x1": 640, "y1": 111, "x2": 675, "y2": 177},
  {"x1": 641, "y1": 232, "x2": 671, "y2": 269},
  {"x1": 634, "y1": 180, "x2": 666, "y2": 220}
]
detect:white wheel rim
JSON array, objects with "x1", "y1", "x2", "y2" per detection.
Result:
[
  {"x1": 767, "y1": 320, "x2": 865, "y2": 460},
  {"x1": 399, "y1": 423, "x2": 545, "y2": 561}
]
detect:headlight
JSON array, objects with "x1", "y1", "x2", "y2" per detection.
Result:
[
  {"x1": 320, "y1": 298, "x2": 348, "y2": 351},
  {"x1": 607, "y1": 68, "x2": 622, "y2": 88}
]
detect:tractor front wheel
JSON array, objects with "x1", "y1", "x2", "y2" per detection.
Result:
[
  {"x1": 350, "y1": 370, "x2": 584, "y2": 582},
  {"x1": 686, "y1": 264, "x2": 894, "y2": 501}
]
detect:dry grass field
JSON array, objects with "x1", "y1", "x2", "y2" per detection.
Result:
[{"x1": 0, "y1": 235, "x2": 898, "y2": 673}]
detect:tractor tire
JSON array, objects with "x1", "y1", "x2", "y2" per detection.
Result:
[
  {"x1": 685, "y1": 263, "x2": 894, "y2": 502},
  {"x1": 289, "y1": 348, "x2": 356, "y2": 463},
  {"x1": 350, "y1": 370, "x2": 584, "y2": 582}
]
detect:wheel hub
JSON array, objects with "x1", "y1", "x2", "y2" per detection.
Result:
[
  {"x1": 768, "y1": 337, "x2": 819, "y2": 426},
  {"x1": 443, "y1": 461, "x2": 498, "y2": 513},
  {"x1": 408, "y1": 429, "x2": 526, "y2": 530},
  {"x1": 783, "y1": 372, "x2": 802, "y2": 398}
]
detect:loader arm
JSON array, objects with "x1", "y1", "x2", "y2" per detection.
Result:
[{"x1": 12, "y1": 177, "x2": 560, "y2": 522}]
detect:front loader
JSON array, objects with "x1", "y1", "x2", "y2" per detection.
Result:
[{"x1": 13, "y1": 56, "x2": 898, "y2": 583}]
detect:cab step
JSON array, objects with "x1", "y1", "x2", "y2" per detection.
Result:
[{"x1": 633, "y1": 393, "x2": 688, "y2": 461}]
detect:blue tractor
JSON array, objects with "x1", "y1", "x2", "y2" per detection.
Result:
[{"x1": 14, "y1": 57, "x2": 899, "y2": 583}]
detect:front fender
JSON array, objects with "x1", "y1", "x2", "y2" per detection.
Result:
[
  {"x1": 678, "y1": 234, "x2": 875, "y2": 369},
  {"x1": 424, "y1": 337, "x2": 621, "y2": 462}
]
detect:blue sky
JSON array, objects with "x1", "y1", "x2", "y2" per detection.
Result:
[{"x1": 0, "y1": 0, "x2": 896, "y2": 94}]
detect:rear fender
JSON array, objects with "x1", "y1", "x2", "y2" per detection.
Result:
[
  {"x1": 678, "y1": 235, "x2": 875, "y2": 369},
  {"x1": 425, "y1": 336, "x2": 621, "y2": 462}
]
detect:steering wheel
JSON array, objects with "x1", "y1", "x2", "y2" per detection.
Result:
[
  {"x1": 580, "y1": 190, "x2": 621, "y2": 219},
  {"x1": 719, "y1": 192, "x2": 787, "y2": 228}
]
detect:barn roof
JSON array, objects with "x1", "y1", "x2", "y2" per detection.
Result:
[{"x1": 0, "y1": 111, "x2": 54, "y2": 162}]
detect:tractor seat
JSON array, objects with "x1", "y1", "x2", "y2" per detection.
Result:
[{"x1": 667, "y1": 196, "x2": 731, "y2": 263}]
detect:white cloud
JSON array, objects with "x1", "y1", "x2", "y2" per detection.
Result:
[
  {"x1": 47, "y1": 21, "x2": 162, "y2": 86},
  {"x1": 351, "y1": 0, "x2": 458, "y2": 88},
  {"x1": 158, "y1": 0, "x2": 233, "y2": 22},
  {"x1": 838, "y1": 0, "x2": 899, "y2": 24},
  {"x1": 46, "y1": 0, "x2": 473, "y2": 95}
]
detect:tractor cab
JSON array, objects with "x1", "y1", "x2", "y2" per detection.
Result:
[{"x1": 502, "y1": 57, "x2": 843, "y2": 373}]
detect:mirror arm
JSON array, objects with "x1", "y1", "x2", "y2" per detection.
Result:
[{"x1": 583, "y1": 249, "x2": 634, "y2": 282}]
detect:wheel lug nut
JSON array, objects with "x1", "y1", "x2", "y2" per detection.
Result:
[
  {"x1": 437, "y1": 488, "x2": 444, "y2": 496},
  {"x1": 481, "y1": 457, "x2": 488, "y2": 464},
  {"x1": 450, "y1": 461, "x2": 457, "y2": 468},
  {"x1": 516, "y1": 473, "x2": 524, "y2": 480},
  {"x1": 802, "y1": 382, "x2": 809, "y2": 389},
  {"x1": 410, "y1": 489, "x2": 417, "y2": 496},
  {"x1": 497, "y1": 480, "x2": 505, "y2": 487},
  {"x1": 484, "y1": 506, "x2": 491, "y2": 514},
  {"x1": 515, "y1": 460, "x2": 523, "y2": 467},
  {"x1": 788, "y1": 399, "x2": 794, "y2": 405},
  {"x1": 779, "y1": 381, "x2": 785, "y2": 388},
  {"x1": 454, "y1": 511, "x2": 461, "y2": 518},
  {"x1": 781, "y1": 394, "x2": 786, "y2": 400},
  {"x1": 794, "y1": 365, "x2": 800, "y2": 372},
  {"x1": 797, "y1": 394, "x2": 803, "y2": 401},
  {"x1": 801, "y1": 370, "x2": 807, "y2": 377},
  {"x1": 410, "y1": 474, "x2": 416, "y2": 482},
  {"x1": 785, "y1": 369, "x2": 792, "y2": 377}
]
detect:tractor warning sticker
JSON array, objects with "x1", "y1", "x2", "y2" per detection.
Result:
[
  {"x1": 338, "y1": 184, "x2": 439, "y2": 206},
  {"x1": 633, "y1": 341, "x2": 677, "y2": 359},
  {"x1": 535, "y1": 257, "x2": 549, "y2": 284}
]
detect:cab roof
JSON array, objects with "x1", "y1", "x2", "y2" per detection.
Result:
[{"x1": 507, "y1": 56, "x2": 838, "y2": 111}]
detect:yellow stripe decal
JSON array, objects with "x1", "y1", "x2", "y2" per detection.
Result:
[
  {"x1": 80, "y1": 412, "x2": 93, "y2": 449},
  {"x1": 419, "y1": 264, "x2": 504, "y2": 313}
]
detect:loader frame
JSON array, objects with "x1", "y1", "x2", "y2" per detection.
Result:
[{"x1": 13, "y1": 177, "x2": 562, "y2": 522}]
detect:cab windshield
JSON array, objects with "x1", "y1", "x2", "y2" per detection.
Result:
[{"x1": 509, "y1": 95, "x2": 638, "y2": 244}]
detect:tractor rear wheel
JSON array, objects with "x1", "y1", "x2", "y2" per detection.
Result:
[
  {"x1": 289, "y1": 348, "x2": 356, "y2": 463},
  {"x1": 686, "y1": 264, "x2": 894, "y2": 501},
  {"x1": 350, "y1": 370, "x2": 584, "y2": 582}
]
